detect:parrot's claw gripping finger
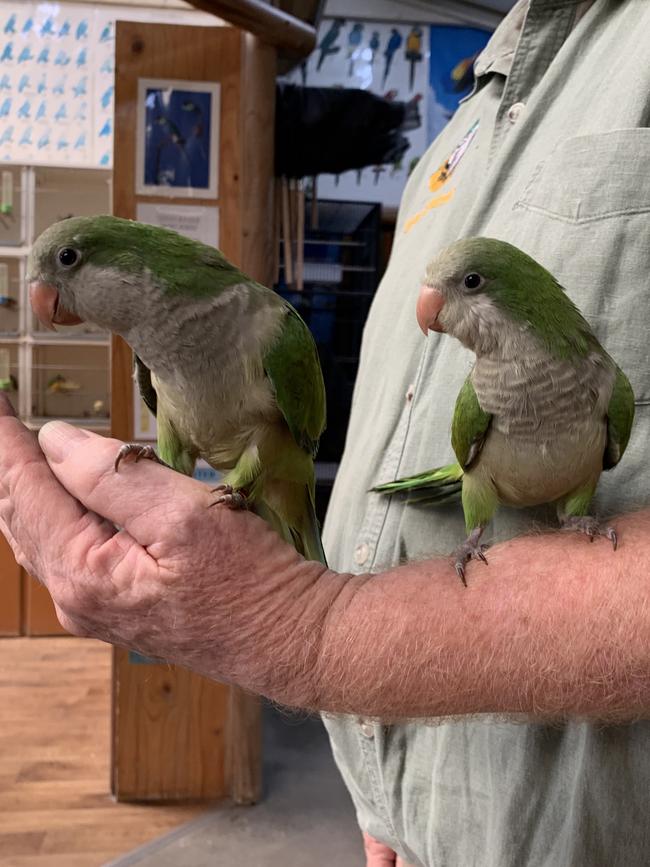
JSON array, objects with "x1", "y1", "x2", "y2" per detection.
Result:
[
  {"x1": 607, "y1": 528, "x2": 618, "y2": 551},
  {"x1": 114, "y1": 443, "x2": 169, "y2": 472},
  {"x1": 209, "y1": 484, "x2": 249, "y2": 510},
  {"x1": 452, "y1": 529, "x2": 488, "y2": 587},
  {"x1": 561, "y1": 516, "x2": 618, "y2": 551}
]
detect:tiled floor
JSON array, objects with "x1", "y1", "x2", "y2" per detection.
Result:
[{"x1": 107, "y1": 707, "x2": 363, "y2": 867}]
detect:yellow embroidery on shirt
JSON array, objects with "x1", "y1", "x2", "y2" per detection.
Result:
[
  {"x1": 404, "y1": 119, "x2": 479, "y2": 234},
  {"x1": 429, "y1": 162, "x2": 452, "y2": 192},
  {"x1": 404, "y1": 189, "x2": 456, "y2": 233}
]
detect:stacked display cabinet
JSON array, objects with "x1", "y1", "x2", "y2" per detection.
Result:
[{"x1": 0, "y1": 164, "x2": 111, "y2": 635}]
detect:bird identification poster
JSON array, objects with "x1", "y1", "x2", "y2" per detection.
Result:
[
  {"x1": 281, "y1": 17, "x2": 430, "y2": 208},
  {"x1": 0, "y1": 3, "x2": 115, "y2": 167},
  {"x1": 0, "y1": 2, "x2": 214, "y2": 169}
]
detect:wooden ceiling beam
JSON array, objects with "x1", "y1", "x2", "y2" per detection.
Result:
[{"x1": 186, "y1": 0, "x2": 317, "y2": 56}]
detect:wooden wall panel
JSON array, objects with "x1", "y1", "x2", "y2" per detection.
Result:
[
  {"x1": 112, "y1": 649, "x2": 229, "y2": 800},
  {"x1": 0, "y1": 534, "x2": 21, "y2": 635},
  {"x1": 111, "y1": 21, "x2": 275, "y2": 804},
  {"x1": 22, "y1": 575, "x2": 67, "y2": 636}
]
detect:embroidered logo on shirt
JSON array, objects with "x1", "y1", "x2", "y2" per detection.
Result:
[{"x1": 404, "y1": 119, "x2": 479, "y2": 233}]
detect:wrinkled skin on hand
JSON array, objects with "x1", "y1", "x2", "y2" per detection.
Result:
[{"x1": 0, "y1": 395, "x2": 327, "y2": 704}]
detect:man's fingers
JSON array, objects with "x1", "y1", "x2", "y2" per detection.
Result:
[
  {"x1": 0, "y1": 413, "x2": 156, "y2": 604},
  {"x1": 363, "y1": 832, "x2": 397, "y2": 866},
  {"x1": 38, "y1": 421, "x2": 211, "y2": 545},
  {"x1": 0, "y1": 413, "x2": 109, "y2": 576}
]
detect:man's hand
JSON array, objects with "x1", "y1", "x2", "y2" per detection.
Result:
[
  {"x1": 0, "y1": 396, "x2": 330, "y2": 705},
  {"x1": 363, "y1": 832, "x2": 413, "y2": 867}
]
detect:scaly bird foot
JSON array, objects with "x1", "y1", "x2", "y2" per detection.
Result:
[
  {"x1": 560, "y1": 515, "x2": 617, "y2": 551},
  {"x1": 452, "y1": 527, "x2": 488, "y2": 587},
  {"x1": 114, "y1": 443, "x2": 170, "y2": 472},
  {"x1": 209, "y1": 484, "x2": 249, "y2": 510}
]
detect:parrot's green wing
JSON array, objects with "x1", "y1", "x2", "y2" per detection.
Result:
[
  {"x1": 135, "y1": 353, "x2": 197, "y2": 476},
  {"x1": 134, "y1": 355, "x2": 157, "y2": 417},
  {"x1": 603, "y1": 366, "x2": 635, "y2": 470},
  {"x1": 451, "y1": 376, "x2": 492, "y2": 470},
  {"x1": 263, "y1": 304, "x2": 326, "y2": 457}
]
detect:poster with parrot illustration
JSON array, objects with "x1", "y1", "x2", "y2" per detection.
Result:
[
  {"x1": 284, "y1": 17, "x2": 430, "y2": 207},
  {"x1": 427, "y1": 25, "x2": 491, "y2": 144},
  {"x1": 136, "y1": 78, "x2": 220, "y2": 198},
  {"x1": 284, "y1": 18, "x2": 493, "y2": 208}
]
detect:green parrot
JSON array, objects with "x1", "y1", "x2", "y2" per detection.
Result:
[
  {"x1": 374, "y1": 237, "x2": 635, "y2": 583},
  {"x1": 27, "y1": 215, "x2": 327, "y2": 564}
]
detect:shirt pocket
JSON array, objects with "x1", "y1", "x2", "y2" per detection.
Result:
[{"x1": 507, "y1": 129, "x2": 650, "y2": 404}]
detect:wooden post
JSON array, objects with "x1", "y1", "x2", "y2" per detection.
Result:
[{"x1": 111, "y1": 21, "x2": 274, "y2": 803}]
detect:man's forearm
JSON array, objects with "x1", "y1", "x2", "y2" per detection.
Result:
[
  {"x1": 3, "y1": 405, "x2": 648, "y2": 723},
  {"x1": 306, "y1": 511, "x2": 650, "y2": 720}
]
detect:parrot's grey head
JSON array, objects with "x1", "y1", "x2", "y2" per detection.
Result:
[
  {"x1": 27, "y1": 215, "x2": 164, "y2": 335},
  {"x1": 416, "y1": 236, "x2": 564, "y2": 356}
]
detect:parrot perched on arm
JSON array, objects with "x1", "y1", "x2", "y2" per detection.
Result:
[
  {"x1": 27, "y1": 215, "x2": 327, "y2": 565},
  {"x1": 374, "y1": 237, "x2": 635, "y2": 583}
]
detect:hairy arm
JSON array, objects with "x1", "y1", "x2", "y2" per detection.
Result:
[
  {"x1": 0, "y1": 397, "x2": 647, "y2": 722},
  {"x1": 316, "y1": 518, "x2": 650, "y2": 721}
]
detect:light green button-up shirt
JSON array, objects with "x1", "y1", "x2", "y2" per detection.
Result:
[{"x1": 322, "y1": 1, "x2": 650, "y2": 864}]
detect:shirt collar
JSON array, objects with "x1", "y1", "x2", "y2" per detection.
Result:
[{"x1": 473, "y1": 0, "x2": 595, "y2": 80}]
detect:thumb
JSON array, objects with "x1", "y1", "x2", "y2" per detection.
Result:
[{"x1": 38, "y1": 421, "x2": 209, "y2": 543}]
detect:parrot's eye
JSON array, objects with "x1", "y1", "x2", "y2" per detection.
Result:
[
  {"x1": 463, "y1": 273, "x2": 483, "y2": 291},
  {"x1": 58, "y1": 247, "x2": 79, "y2": 268}
]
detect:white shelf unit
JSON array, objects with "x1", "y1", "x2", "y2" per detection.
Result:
[{"x1": 0, "y1": 165, "x2": 112, "y2": 431}]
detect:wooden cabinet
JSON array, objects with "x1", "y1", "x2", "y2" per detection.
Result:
[
  {"x1": 0, "y1": 535, "x2": 20, "y2": 636},
  {"x1": 0, "y1": 165, "x2": 111, "y2": 636}
]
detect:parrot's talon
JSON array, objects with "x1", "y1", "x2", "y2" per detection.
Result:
[
  {"x1": 561, "y1": 516, "x2": 619, "y2": 551},
  {"x1": 452, "y1": 528, "x2": 488, "y2": 586},
  {"x1": 114, "y1": 443, "x2": 167, "y2": 472},
  {"x1": 209, "y1": 484, "x2": 249, "y2": 510}
]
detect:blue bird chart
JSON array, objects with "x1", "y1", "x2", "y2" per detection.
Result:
[{"x1": 0, "y1": 2, "x2": 116, "y2": 167}]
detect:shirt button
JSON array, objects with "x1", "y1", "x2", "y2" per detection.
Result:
[
  {"x1": 354, "y1": 543, "x2": 370, "y2": 566},
  {"x1": 359, "y1": 720, "x2": 375, "y2": 738},
  {"x1": 507, "y1": 102, "x2": 525, "y2": 123},
  {"x1": 405, "y1": 383, "x2": 415, "y2": 402}
]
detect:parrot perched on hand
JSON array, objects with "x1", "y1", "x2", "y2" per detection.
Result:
[
  {"x1": 27, "y1": 215, "x2": 327, "y2": 564},
  {"x1": 374, "y1": 237, "x2": 635, "y2": 583}
]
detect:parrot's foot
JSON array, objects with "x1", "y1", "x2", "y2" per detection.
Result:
[
  {"x1": 452, "y1": 527, "x2": 488, "y2": 587},
  {"x1": 114, "y1": 443, "x2": 170, "y2": 472},
  {"x1": 209, "y1": 484, "x2": 249, "y2": 510},
  {"x1": 560, "y1": 515, "x2": 617, "y2": 551}
]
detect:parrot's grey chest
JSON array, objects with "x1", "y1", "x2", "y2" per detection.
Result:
[
  {"x1": 471, "y1": 344, "x2": 612, "y2": 441},
  {"x1": 468, "y1": 341, "x2": 614, "y2": 505},
  {"x1": 132, "y1": 287, "x2": 285, "y2": 468}
]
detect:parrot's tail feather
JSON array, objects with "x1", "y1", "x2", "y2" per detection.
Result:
[
  {"x1": 255, "y1": 490, "x2": 327, "y2": 567},
  {"x1": 294, "y1": 488, "x2": 328, "y2": 566},
  {"x1": 371, "y1": 462, "x2": 464, "y2": 503}
]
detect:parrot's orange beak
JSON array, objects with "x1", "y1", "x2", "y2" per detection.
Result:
[
  {"x1": 29, "y1": 281, "x2": 84, "y2": 330},
  {"x1": 416, "y1": 285, "x2": 446, "y2": 335}
]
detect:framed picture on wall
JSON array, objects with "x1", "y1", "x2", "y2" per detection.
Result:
[{"x1": 135, "y1": 77, "x2": 220, "y2": 198}]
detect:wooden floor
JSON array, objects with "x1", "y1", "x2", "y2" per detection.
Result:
[{"x1": 0, "y1": 638, "x2": 205, "y2": 867}]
